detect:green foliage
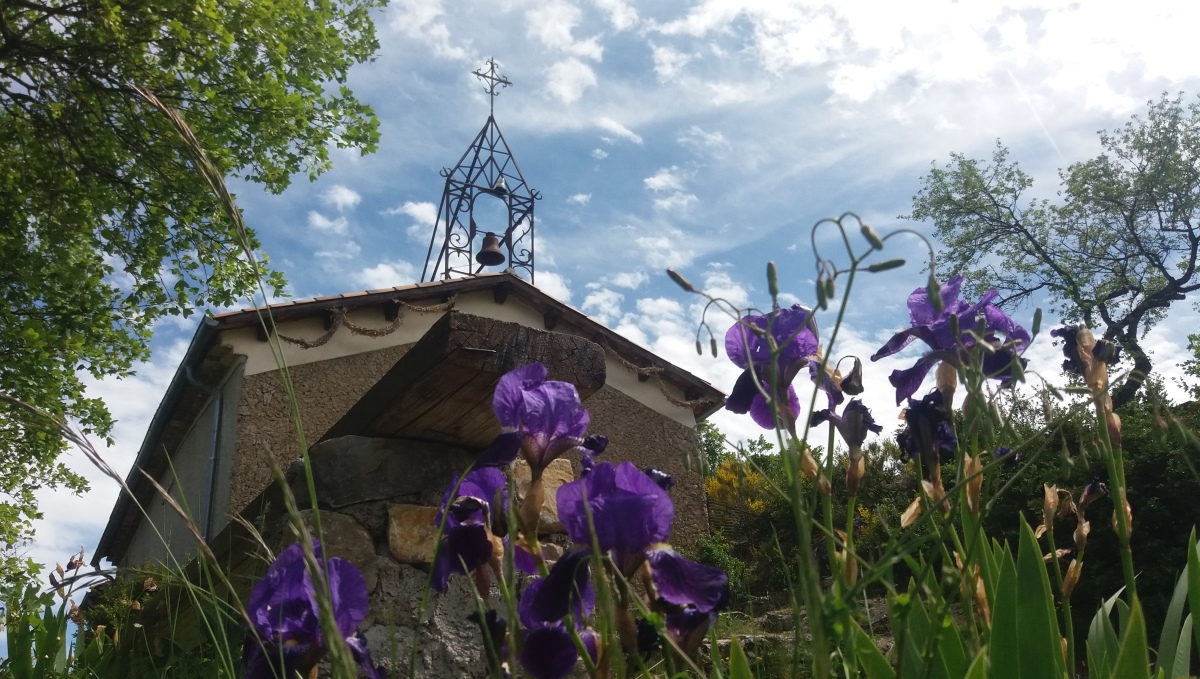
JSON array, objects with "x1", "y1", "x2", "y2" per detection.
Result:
[
  {"x1": 0, "y1": 0, "x2": 383, "y2": 562},
  {"x1": 694, "y1": 535, "x2": 751, "y2": 606},
  {"x1": 907, "y1": 93, "x2": 1200, "y2": 408}
]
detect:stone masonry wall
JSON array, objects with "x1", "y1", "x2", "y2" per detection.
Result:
[{"x1": 230, "y1": 349, "x2": 709, "y2": 551}]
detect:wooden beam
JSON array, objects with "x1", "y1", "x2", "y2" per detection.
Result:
[{"x1": 320, "y1": 311, "x2": 606, "y2": 448}]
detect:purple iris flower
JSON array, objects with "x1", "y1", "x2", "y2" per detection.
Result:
[
  {"x1": 897, "y1": 390, "x2": 957, "y2": 466},
  {"x1": 725, "y1": 304, "x2": 824, "y2": 430},
  {"x1": 811, "y1": 399, "x2": 882, "y2": 450},
  {"x1": 516, "y1": 550, "x2": 600, "y2": 679},
  {"x1": 871, "y1": 275, "x2": 1031, "y2": 405},
  {"x1": 243, "y1": 541, "x2": 382, "y2": 679},
  {"x1": 477, "y1": 363, "x2": 608, "y2": 472},
  {"x1": 556, "y1": 461, "x2": 674, "y2": 576},
  {"x1": 431, "y1": 467, "x2": 507, "y2": 592},
  {"x1": 643, "y1": 467, "x2": 676, "y2": 491}
]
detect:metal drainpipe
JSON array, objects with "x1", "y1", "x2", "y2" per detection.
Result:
[{"x1": 185, "y1": 366, "x2": 223, "y2": 540}]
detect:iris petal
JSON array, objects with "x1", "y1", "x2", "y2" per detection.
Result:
[
  {"x1": 646, "y1": 545, "x2": 729, "y2": 613},
  {"x1": 520, "y1": 626, "x2": 579, "y2": 679}
]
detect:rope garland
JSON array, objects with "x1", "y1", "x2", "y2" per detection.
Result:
[
  {"x1": 275, "y1": 296, "x2": 458, "y2": 348},
  {"x1": 597, "y1": 337, "x2": 721, "y2": 411}
]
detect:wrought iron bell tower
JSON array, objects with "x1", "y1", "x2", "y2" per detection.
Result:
[{"x1": 422, "y1": 59, "x2": 540, "y2": 283}]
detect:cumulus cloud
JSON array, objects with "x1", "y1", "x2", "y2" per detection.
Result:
[
  {"x1": 384, "y1": 201, "x2": 438, "y2": 242},
  {"x1": 568, "y1": 193, "x2": 592, "y2": 205},
  {"x1": 322, "y1": 184, "x2": 362, "y2": 212},
  {"x1": 591, "y1": 149, "x2": 609, "y2": 160},
  {"x1": 644, "y1": 166, "x2": 686, "y2": 192},
  {"x1": 387, "y1": 0, "x2": 470, "y2": 60},
  {"x1": 595, "y1": 117, "x2": 643, "y2": 144},
  {"x1": 357, "y1": 260, "x2": 418, "y2": 289},
  {"x1": 594, "y1": 0, "x2": 638, "y2": 30},
  {"x1": 582, "y1": 287, "x2": 624, "y2": 326},
  {"x1": 547, "y1": 58, "x2": 598, "y2": 104},
  {"x1": 652, "y1": 44, "x2": 692, "y2": 80},
  {"x1": 604, "y1": 271, "x2": 649, "y2": 289},
  {"x1": 636, "y1": 231, "x2": 694, "y2": 269},
  {"x1": 536, "y1": 271, "x2": 572, "y2": 302},
  {"x1": 527, "y1": 0, "x2": 603, "y2": 60},
  {"x1": 308, "y1": 211, "x2": 349, "y2": 235},
  {"x1": 678, "y1": 125, "x2": 729, "y2": 150}
]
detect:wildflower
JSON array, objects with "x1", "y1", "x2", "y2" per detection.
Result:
[
  {"x1": 243, "y1": 541, "x2": 382, "y2": 679},
  {"x1": 1078, "y1": 478, "x2": 1108, "y2": 511},
  {"x1": 811, "y1": 399, "x2": 882, "y2": 495},
  {"x1": 477, "y1": 363, "x2": 608, "y2": 474},
  {"x1": 555, "y1": 462, "x2": 728, "y2": 659},
  {"x1": 556, "y1": 462, "x2": 673, "y2": 577},
  {"x1": 724, "y1": 304, "x2": 821, "y2": 431},
  {"x1": 474, "y1": 363, "x2": 606, "y2": 537},
  {"x1": 871, "y1": 275, "x2": 1030, "y2": 404},
  {"x1": 516, "y1": 550, "x2": 600, "y2": 679},
  {"x1": 432, "y1": 467, "x2": 508, "y2": 593},
  {"x1": 896, "y1": 390, "x2": 957, "y2": 469},
  {"x1": 644, "y1": 467, "x2": 676, "y2": 491}
]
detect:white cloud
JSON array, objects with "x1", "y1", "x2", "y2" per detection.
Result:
[
  {"x1": 636, "y1": 231, "x2": 694, "y2": 269},
  {"x1": 536, "y1": 271, "x2": 572, "y2": 303},
  {"x1": 653, "y1": 192, "x2": 699, "y2": 213},
  {"x1": 315, "y1": 241, "x2": 362, "y2": 265},
  {"x1": 652, "y1": 44, "x2": 691, "y2": 81},
  {"x1": 321, "y1": 184, "x2": 362, "y2": 212},
  {"x1": 568, "y1": 193, "x2": 592, "y2": 205},
  {"x1": 678, "y1": 125, "x2": 729, "y2": 150},
  {"x1": 595, "y1": 117, "x2": 643, "y2": 144},
  {"x1": 582, "y1": 287, "x2": 624, "y2": 326},
  {"x1": 357, "y1": 260, "x2": 417, "y2": 289},
  {"x1": 605, "y1": 271, "x2": 649, "y2": 289},
  {"x1": 384, "y1": 200, "x2": 438, "y2": 224},
  {"x1": 644, "y1": 166, "x2": 686, "y2": 192},
  {"x1": 387, "y1": 0, "x2": 470, "y2": 61},
  {"x1": 591, "y1": 149, "x2": 609, "y2": 160},
  {"x1": 546, "y1": 58, "x2": 598, "y2": 104},
  {"x1": 527, "y1": 0, "x2": 604, "y2": 60},
  {"x1": 308, "y1": 211, "x2": 349, "y2": 235},
  {"x1": 594, "y1": 0, "x2": 638, "y2": 30}
]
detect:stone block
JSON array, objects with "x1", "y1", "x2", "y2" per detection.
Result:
[
  {"x1": 388, "y1": 504, "x2": 440, "y2": 565},
  {"x1": 286, "y1": 436, "x2": 474, "y2": 509},
  {"x1": 278, "y1": 509, "x2": 378, "y2": 591},
  {"x1": 512, "y1": 457, "x2": 576, "y2": 534}
]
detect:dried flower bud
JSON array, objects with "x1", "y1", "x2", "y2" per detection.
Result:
[
  {"x1": 1062, "y1": 559, "x2": 1083, "y2": 597},
  {"x1": 964, "y1": 453, "x2": 983, "y2": 515},
  {"x1": 801, "y1": 449, "x2": 820, "y2": 480},
  {"x1": 841, "y1": 357, "x2": 864, "y2": 395},
  {"x1": 1074, "y1": 519, "x2": 1090, "y2": 553},
  {"x1": 1043, "y1": 548, "x2": 1072, "y2": 563},
  {"x1": 710, "y1": 337, "x2": 718, "y2": 358},
  {"x1": 1043, "y1": 484, "x2": 1060, "y2": 531},
  {"x1": 936, "y1": 361, "x2": 958, "y2": 406},
  {"x1": 1106, "y1": 411, "x2": 1122, "y2": 449},
  {"x1": 846, "y1": 454, "x2": 866, "y2": 497},
  {"x1": 901, "y1": 495, "x2": 922, "y2": 528}
]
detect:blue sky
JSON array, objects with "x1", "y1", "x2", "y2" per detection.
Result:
[{"x1": 22, "y1": 0, "x2": 1200, "y2": 588}]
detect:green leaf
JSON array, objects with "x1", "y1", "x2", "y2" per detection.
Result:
[
  {"x1": 729, "y1": 636, "x2": 752, "y2": 679},
  {"x1": 1172, "y1": 614, "x2": 1193, "y2": 679},
  {"x1": 1111, "y1": 597, "x2": 1151, "y2": 679},
  {"x1": 1087, "y1": 588, "x2": 1124, "y2": 679},
  {"x1": 1015, "y1": 514, "x2": 1066, "y2": 679},
  {"x1": 850, "y1": 620, "x2": 895, "y2": 679},
  {"x1": 990, "y1": 540, "x2": 1020, "y2": 679},
  {"x1": 1154, "y1": 568, "x2": 1190, "y2": 678},
  {"x1": 963, "y1": 647, "x2": 988, "y2": 679},
  {"x1": 1187, "y1": 529, "x2": 1200, "y2": 658}
]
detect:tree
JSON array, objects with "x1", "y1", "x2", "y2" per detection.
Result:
[
  {"x1": 0, "y1": 0, "x2": 382, "y2": 573},
  {"x1": 908, "y1": 94, "x2": 1200, "y2": 409}
]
